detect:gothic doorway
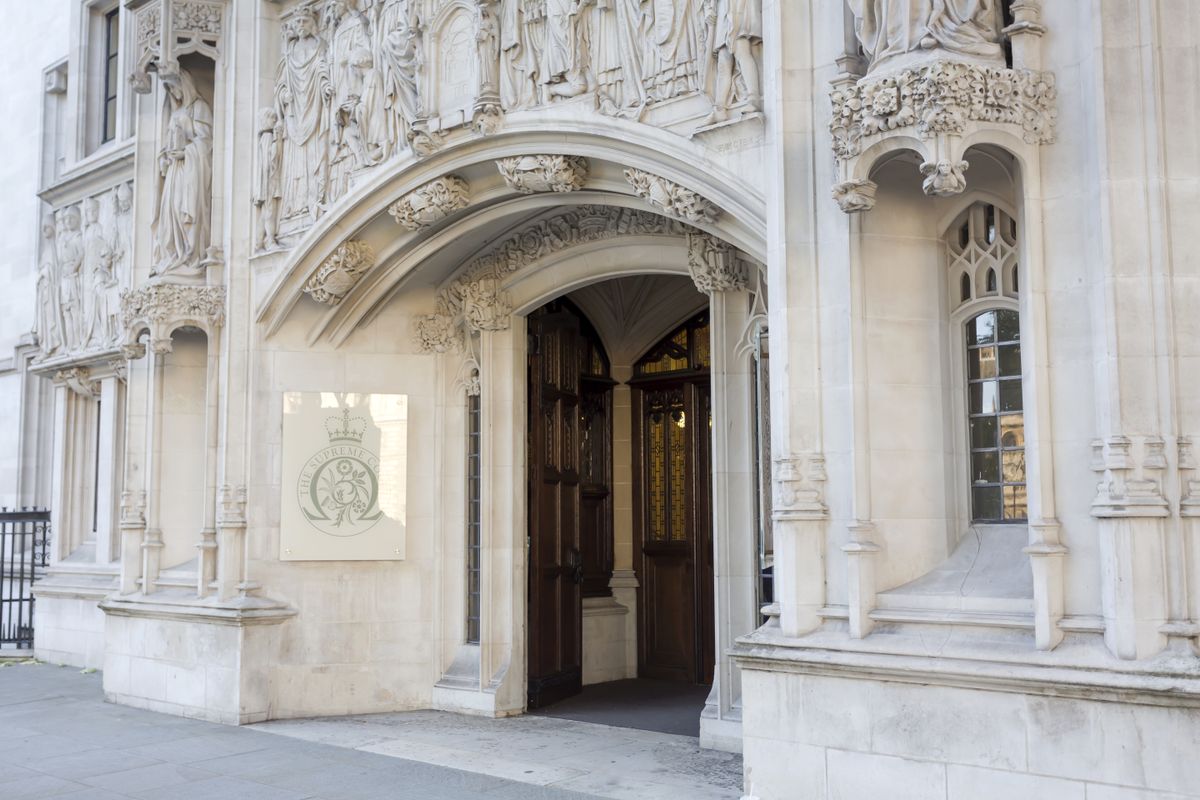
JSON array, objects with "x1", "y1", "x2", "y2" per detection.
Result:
[
  {"x1": 526, "y1": 299, "x2": 614, "y2": 709},
  {"x1": 631, "y1": 312, "x2": 714, "y2": 684}
]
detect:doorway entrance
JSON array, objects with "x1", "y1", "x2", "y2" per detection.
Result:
[{"x1": 526, "y1": 297, "x2": 714, "y2": 710}]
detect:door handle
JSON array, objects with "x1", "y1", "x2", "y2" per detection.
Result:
[{"x1": 566, "y1": 546, "x2": 584, "y2": 585}]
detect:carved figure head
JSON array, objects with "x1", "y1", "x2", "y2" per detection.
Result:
[
  {"x1": 257, "y1": 106, "x2": 279, "y2": 132},
  {"x1": 40, "y1": 211, "x2": 55, "y2": 240},
  {"x1": 61, "y1": 205, "x2": 81, "y2": 232},
  {"x1": 115, "y1": 182, "x2": 133, "y2": 213},
  {"x1": 294, "y1": 7, "x2": 319, "y2": 37},
  {"x1": 83, "y1": 197, "x2": 100, "y2": 224}
]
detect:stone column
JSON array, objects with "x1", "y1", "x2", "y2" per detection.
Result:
[
  {"x1": 762, "y1": 0, "x2": 827, "y2": 637},
  {"x1": 688, "y1": 239, "x2": 757, "y2": 750},
  {"x1": 93, "y1": 374, "x2": 123, "y2": 565},
  {"x1": 196, "y1": 328, "x2": 221, "y2": 597},
  {"x1": 141, "y1": 339, "x2": 171, "y2": 595},
  {"x1": 477, "y1": 310, "x2": 526, "y2": 713}
]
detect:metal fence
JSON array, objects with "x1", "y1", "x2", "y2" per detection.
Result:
[{"x1": 0, "y1": 508, "x2": 50, "y2": 649}]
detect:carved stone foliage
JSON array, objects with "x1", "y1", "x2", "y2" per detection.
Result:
[
  {"x1": 120, "y1": 283, "x2": 227, "y2": 347},
  {"x1": 495, "y1": 155, "x2": 588, "y2": 194},
  {"x1": 830, "y1": 62, "x2": 1058, "y2": 163},
  {"x1": 261, "y1": 0, "x2": 764, "y2": 248},
  {"x1": 686, "y1": 233, "x2": 748, "y2": 292},
  {"x1": 437, "y1": 204, "x2": 691, "y2": 318},
  {"x1": 414, "y1": 314, "x2": 462, "y2": 353},
  {"x1": 302, "y1": 241, "x2": 376, "y2": 306},
  {"x1": 34, "y1": 182, "x2": 134, "y2": 361},
  {"x1": 388, "y1": 175, "x2": 471, "y2": 230},
  {"x1": 624, "y1": 169, "x2": 719, "y2": 224},
  {"x1": 152, "y1": 64, "x2": 215, "y2": 278}
]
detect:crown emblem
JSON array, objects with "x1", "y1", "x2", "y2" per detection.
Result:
[{"x1": 325, "y1": 408, "x2": 366, "y2": 444}]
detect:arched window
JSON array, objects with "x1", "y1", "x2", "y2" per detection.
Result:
[
  {"x1": 966, "y1": 309, "x2": 1026, "y2": 522},
  {"x1": 947, "y1": 203, "x2": 1019, "y2": 312}
]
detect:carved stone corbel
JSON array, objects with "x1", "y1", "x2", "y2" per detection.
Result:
[
  {"x1": 832, "y1": 179, "x2": 878, "y2": 213},
  {"x1": 388, "y1": 176, "x2": 471, "y2": 231},
  {"x1": 920, "y1": 159, "x2": 969, "y2": 197},
  {"x1": 686, "y1": 233, "x2": 748, "y2": 293},
  {"x1": 302, "y1": 241, "x2": 375, "y2": 306},
  {"x1": 496, "y1": 155, "x2": 589, "y2": 194},
  {"x1": 53, "y1": 367, "x2": 99, "y2": 399},
  {"x1": 623, "y1": 169, "x2": 718, "y2": 224}
]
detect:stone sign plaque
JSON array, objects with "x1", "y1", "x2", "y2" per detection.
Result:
[{"x1": 280, "y1": 392, "x2": 408, "y2": 561}]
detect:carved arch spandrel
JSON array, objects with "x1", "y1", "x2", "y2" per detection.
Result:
[{"x1": 256, "y1": 127, "x2": 767, "y2": 341}]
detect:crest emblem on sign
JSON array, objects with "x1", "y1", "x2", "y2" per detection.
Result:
[{"x1": 296, "y1": 408, "x2": 383, "y2": 537}]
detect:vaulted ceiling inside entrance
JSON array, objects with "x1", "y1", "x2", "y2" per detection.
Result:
[{"x1": 566, "y1": 275, "x2": 705, "y2": 366}]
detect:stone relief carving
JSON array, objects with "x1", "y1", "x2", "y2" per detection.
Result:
[
  {"x1": 1090, "y1": 435, "x2": 1170, "y2": 517},
  {"x1": 462, "y1": 278, "x2": 513, "y2": 332},
  {"x1": 387, "y1": 175, "x2": 471, "y2": 229},
  {"x1": 686, "y1": 232, "x2": 747, "y2": 292},
  {"x1": 33, "y1": 183, "x2": 134, "y2": 361},
  {"x1": 847, "y1": 0, "x2": 1004, "y2": 74},
  {"x1": 624, "y1": 168, "x2": 718, "y2": 224},
  {"x1": 772, "y1": 454, "x2": 828, "y2": 519},
  {"x1": 437, "y1": 203, "x2": 690, "y2": 319},
  {"x1": 152, "y1": 65, "x2": 214, "y2": 277},
  {"x1": 261, "y1": 0, "x2": 763, "y2": 248},
  {"x1": 495, "y1": 154, "x2": 588, "y2": 193},
  {"x1": 414, "y1": 313, "x2": 462, "y2": 352},
  {"x1": 920, "y1": 157, "x2": 968, "y2": 196},
  {"x1": 302, "y1": 240, "x2": 376, "y2": 305}
]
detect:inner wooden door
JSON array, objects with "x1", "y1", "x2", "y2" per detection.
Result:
[{"x1": 632, "y1": 312, "x2": 714, "y2": 684}]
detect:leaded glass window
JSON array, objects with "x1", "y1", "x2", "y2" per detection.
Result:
[
  {"x1": 465, "y1": 390, "x2": 482, "y2": 644},
  {"x1": 966, "y1": 309, "x2": 1026, "y2": 522},
  {"x1": 102, "y1": 9, "x2": 120, "y2": 144}
]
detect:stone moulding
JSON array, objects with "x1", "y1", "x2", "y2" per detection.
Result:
[
  {"x1": 495, "y1": 155, "x2": 589, "y2": 194},
  {"x1": 120, "y1": 282, "x2": 227, "y2": 350},
  {"x1": 302, "y1": 241, "x2": 376, "y2": 306},
  {"x1": 387, "y1": 175, "x2": 471, "y2": 231},
  {"x1": 623, "y1": 168, "x2": 719, "y2": 224},
  {"x1": 830, "y1": 61, "x2": 1058, "y2": 162}
]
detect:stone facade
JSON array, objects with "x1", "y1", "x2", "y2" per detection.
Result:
[{"x1": 0, "y1": 1, "x2": 1196, "y2": 798}]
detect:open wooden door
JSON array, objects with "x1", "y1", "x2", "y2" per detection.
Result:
[{"x1": 527, "y1": 301, "x2": 613, "y2": 708}]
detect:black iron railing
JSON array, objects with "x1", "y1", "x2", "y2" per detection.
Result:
[{"x1": 0, "y1": 508, "x2": 50, "y2": 649}]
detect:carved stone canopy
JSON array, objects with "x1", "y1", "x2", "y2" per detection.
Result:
[
  {"x1": 496, "y1": 155, "x2": 589, "y2": 194},
  {"x1": 387, "y1": 176, "x2": 471, "y2": 231},
  {"x1": 624, "y1": 169, "x2": 719, "y2": 225},
  {"x1": 120, "y1": 282, "x2": 226, "y2": 355},
  {"x1": 130, "y1": 0, "x2": 224, "y2": 93},
  {"x1": 302, "y1": 241, "x2": 376, "y2": 306}
]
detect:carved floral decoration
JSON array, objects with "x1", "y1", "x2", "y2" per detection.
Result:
[
  {"x1": 302, "y1": 241, "x2": 376, "y2": 306},
  {"x1": 496, "y1": 155, "x2": 589, "y2": 194},
  {"x1": 686, "y1": 233, "x2": 748, "y2": 293},
  {"x1": 387, "y1": 176, "x2": 471, "y2": 231},
  {"x1": 623, "y1": 169, "x2": 719, "y2": 225}
]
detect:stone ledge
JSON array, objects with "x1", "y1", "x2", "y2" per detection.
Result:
[
  {"x1": 99, "y1": 591, "x2": 297, "y2": 627},
  {"x1": 733, "y1": 630, "x2": 1200, "y2": 709}
]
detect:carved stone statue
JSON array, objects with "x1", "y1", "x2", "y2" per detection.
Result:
[
  {"x1": 152, "y1": 66, "x2": 214, "y2": 277},
  {"x1": 81, "y1": 197, "x2": 114, "y2": 344},
  {"x1": 56, "y1": 206, "x2": 85, "y2": 352},
  {"x1": 254, "y1": 107, "x2": 283, "y2": 251},
  {"x1": 377, "y1": 0, "x2": 423, "y2": 152},
  {"x1": 476, "y1": 0, "x2": 502, "y2": 99},
  {"x1": 112, "y1": 182, "x2": 133, "y2": 280},
  {"x1": 848, "y1": 0, "x2": 1004, "y2": 72},
  {"x1": 35, "y1": 213, "x2": 62, "y2": 355},
  {"x1": 704, "y1": 0, "x2": 761, "y2": 124},
  {"x1": 327, "y1": 0, "x2": 385, "y2": 200},
  {"x1": 500, "y1": 0, "x2": 545, "y2": 109},
  {"x1": 543, "y1": 0, "x2": 594, "y2": 99},
  {"x1": 276, "y1": 9, "x2": 333, "y2": 224},
  {"x1": 643, "y1": 0, "x2": 705, "y2": 102}
]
